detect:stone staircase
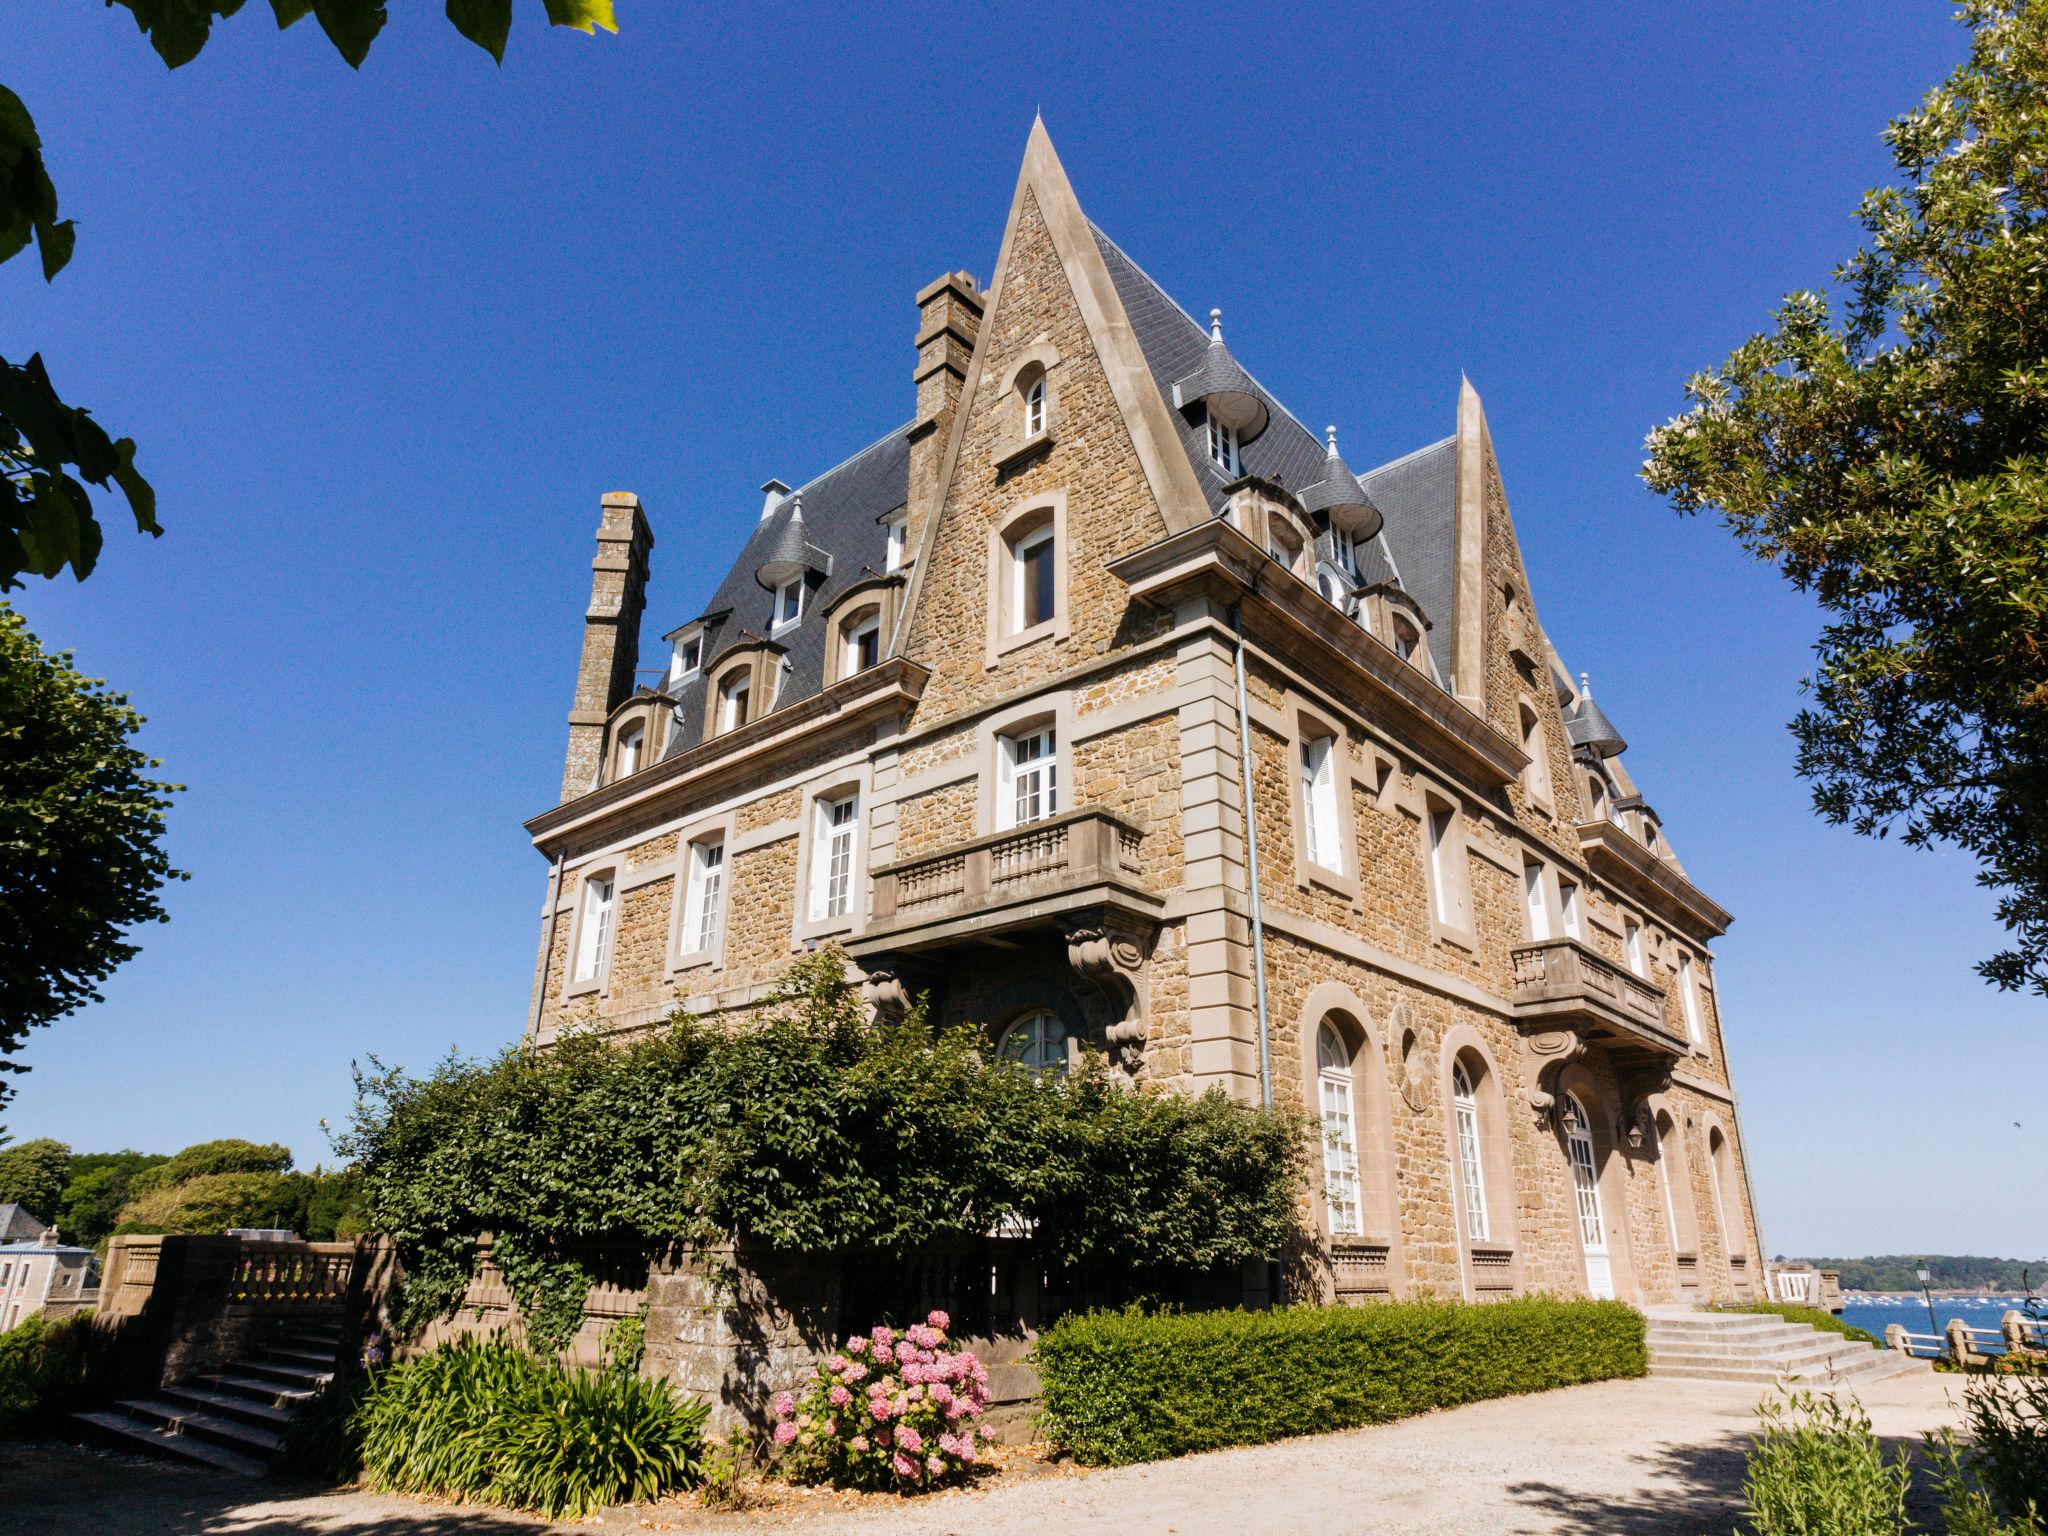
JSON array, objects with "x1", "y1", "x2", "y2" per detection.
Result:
[
  {"x1": 1646, "y1": 1309, "x2": 1926, "y2": 1387},
  {"x1": 72, "y1": 1321, "x2": 345, "y2": 1477}
]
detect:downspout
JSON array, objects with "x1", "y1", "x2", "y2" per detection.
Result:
[
  {"x1": 525, "y1": 850, "x2": 566, "y2": 1052},
  {"x1": 1229, "y1": 602, "x2": 1273, "y2": 1108}
]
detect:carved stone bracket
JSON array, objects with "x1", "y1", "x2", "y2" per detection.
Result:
[
  {"x1": 856, "y1": 957, "x2": 937, "y2": 1026},
  {"x1": 1618, "y1": 1061, "x2": 1677, "y2": 1154},
  {"x1": 1521, "y1": 1026, "x2": 1586, "y2": 1128},
  {"x1": 1062, "y1": 915, "x2": 1156, "y2": 1075}
]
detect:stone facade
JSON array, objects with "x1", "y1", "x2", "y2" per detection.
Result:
[{"x1": 518, "y1": 119, "x2": 1765, "y2": 1318}]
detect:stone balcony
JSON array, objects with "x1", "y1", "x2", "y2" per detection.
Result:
[{"x1": 1509, "y1": 936, "x2": 1683, "y2": 1056}]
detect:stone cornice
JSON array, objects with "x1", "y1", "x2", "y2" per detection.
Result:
[
  {"x1": 1107, "y1": 519, "x2": 1528, "y2": 792},
  {"x1": 524, "y1": 657, "x2": 931, "y2": 852},
  {"x1": 1575, "y1": 819, "x2": 1732, "y2": 939}
]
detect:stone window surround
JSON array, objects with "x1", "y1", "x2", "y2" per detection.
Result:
[
  {"x1": 1551, "y1": 1062, "x2": 1639, "y2": 1302},
  {"x1": 667, "y1": 807, "x2": 740, "y2": 974},
  {"x1": 704, "y1": 641, "x2": 788, "y2": 742},
  {"x1": 974, "y1": 690, "x2": 1076, "y2": 836},
  {"x1": 819, "y1": 574, "x2": 906, "y2": 689},
  {"x1": 1282, "y1": 698, "x2": 1360, "y2": 903},
  {"x1": 1701, "y1": 1112, "x2": 1746, "y2": 1262},
  {"x1": 986, "y1": 489, "x2": 1071, "y2": 667},
  {"x1": 562, "y1": 861, "x2": 622, "y2": 999},
  {"x1": 1416, "y1": 780, "x2": 1478, "y2": 953},
  {"x1": 791, "y1": 762, "x2": 874, "y2": 946},
  {"x1": 1516, "y1": 691, "x2": 1555, "y2": 819},
  {"x1": 1438, "y1": 1026, "x2": 1521, "y2": 1299},
  {"x1": 1650, "y1": 1095, "x2": 1702, "y2": 1265},
  {"x1": 603, "y1": 695, "x2": 671, "y2": 786},
  {"x1": 994, "y1": 1000, "x2": 1080, "y2": 1075},
  {"x1": 1296, "y1": 982, "x2": 1403, "y2": 1285},
  {"x1": 991, "y1": 341, "x2": 1063, "y2": 469}
]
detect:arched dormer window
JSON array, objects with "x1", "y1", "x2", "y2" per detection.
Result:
[
  {"x1": 1392, "y1": 614, "x2": 1422, "y2": 662},
  {"x1": 1208, "y1": 411, "x2": 1241, "y2": 475},
  {"x1": 615, "y1": 722, "x2": 643, "y2": 778},
  {"x1": 1023, "y1": 370, "x2": 1047, "y2": 437},
  {"x1": 840, "y1": 605, "x2": 881, "y2": 678},
  {"x1": 1267, "y1": 515, "x2": 1306, "y2": 579}
]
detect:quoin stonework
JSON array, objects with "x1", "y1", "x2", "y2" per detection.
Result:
[{"x1": 521, "y1": 121, "x2": 1763, "y2": 1312}]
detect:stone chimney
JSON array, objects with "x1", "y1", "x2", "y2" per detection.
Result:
[
  {"x1": 562, "y1": 491, "x2": 654, "y2": 801},
  {"x1": 906, "y1": 271, "x2": 982, "y2": 553}
]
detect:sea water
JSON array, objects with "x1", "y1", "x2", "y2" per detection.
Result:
[{"x1": 1838, "y1": 1293, "x2": 2042, "y2": 1343}]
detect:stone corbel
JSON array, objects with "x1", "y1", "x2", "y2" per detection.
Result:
[
  {"x1": 1062, "y1": 915, "x2": 1156, "y2": 1075},
  {"x1": 1521, "y1": 1026, "x2": 1586, "y2": 1128},
  {"x1": 1618, "y1": 1063, "x2": 1676, "y2": 1154},
  {"x1": 857, "y1": 957, "x2": 936, "y2": 1025}
]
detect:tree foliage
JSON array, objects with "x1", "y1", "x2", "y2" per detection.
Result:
[
  {"x1": 0, "y1": 605, "x2": 181, "y2": 1108},
  {"x1": 0, "y1": 2, "x2": 616, "y2": 588},
  {"x1": 0, "y1": 1137, "x2": 70, "y2": 1223},
  {"x1": 342, "y1": 950, "x2": 1309, "y2": 1355},
  {"x1": 1643, "y1": 0, "x2": 2048, "y2": 994},
  {"x1": 52, "y1": 1150, "x2": 167, "y2": 1248}
]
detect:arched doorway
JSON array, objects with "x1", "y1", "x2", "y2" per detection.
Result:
[{"x1": 1561, "y1": 1093, "x2": 1614, "y2": 1300}]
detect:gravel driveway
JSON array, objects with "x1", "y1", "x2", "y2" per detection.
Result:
[{"x1": 0, "y1": 1369, "x2": 1964, "y2": 1536}]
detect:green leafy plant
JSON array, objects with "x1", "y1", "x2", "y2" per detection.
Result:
[
  {"x1": 1956, "y1": 1368, "x2": 2048, "y2": 1523},
  {"x1": 341, "y1": 950, "x2": 1307, "y2": 1355},
  {"x1": 599, "y1": 1307, "x2": 645, "y2": 1380},
  {"x1": 352, "y1": 1338, "x2": 706, "y2": 1518},
  {"x1": 1032, "y1": 1295, "x2": 1646, "y2": 1466},
  {"x1": 1718, "y1": 1302, "x2": 1880, "y2": 1348},
  {"x1": 1927, "y1": 1425, "x2": 2046, "y2": 1536},
  {"x1": 1739, "y1": 1388, "x2": 1913, "y2": 1536},
  {"x1": 0, "y1": 1313, "x2": 93, "y2": 1436}
]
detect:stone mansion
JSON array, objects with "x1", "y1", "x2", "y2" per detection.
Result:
[{"x1": 521, "y1": 122, "x2": 1762, "y2": 1310}]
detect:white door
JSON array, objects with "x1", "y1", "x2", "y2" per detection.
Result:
[{"x1": 1563, "y1": 1095, "x2": 1614, "y2": 1300}]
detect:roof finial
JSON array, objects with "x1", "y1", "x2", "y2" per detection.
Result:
[
  {"x1": 1579, "y1": 671, "x2": 1593, "y2": 699},
  {"x1": 1325, "y1": 424, "x2": 1340, "y2": 456},
  {"x1": 1210, "y1": 307, "x2": 1224, "y2": 342}
]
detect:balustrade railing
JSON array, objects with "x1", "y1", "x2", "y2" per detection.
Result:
[{"x1": 869, "y1": 808, "x2": 1151, "y2": 932}]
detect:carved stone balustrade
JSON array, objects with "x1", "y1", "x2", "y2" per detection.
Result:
[{"x1": 1510, "y1": 937, "x2": 1681, "y2": 1054}]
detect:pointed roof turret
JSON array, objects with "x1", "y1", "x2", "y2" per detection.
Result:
[
  {"x1": 754, "y1": 495, "x2": 834, "y2": 590},
  {"x1": 1565, "y1": 673, "x2": 1628, "y2": 758},
  {"x1": 1171, "y1": 309, "x2": 1271, "y2": 441},
  {"x1": 1298, "y1": 425, "x2": 1383, "y2": 539}
]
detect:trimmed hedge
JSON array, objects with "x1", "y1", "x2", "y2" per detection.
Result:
[
  {"x1": 1715, "y1": 1302, "x2": 1879, "y2": 1348},
  {"x1": 1034, "y1": 1296, "x2": 1647, "y2": 1465}
]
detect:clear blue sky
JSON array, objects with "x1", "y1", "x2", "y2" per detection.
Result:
[{"x1": 3, "y1": 2, "x2": 2038, "y2": 1260}]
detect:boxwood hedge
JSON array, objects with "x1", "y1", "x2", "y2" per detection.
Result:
[{"x1": 1034, "y1": 1295, "x2": 1647, "y2": 1465}]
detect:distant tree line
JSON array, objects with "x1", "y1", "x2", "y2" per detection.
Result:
[
  {"x1": 0, "y1": 1136, "x2": 358, "y2": 1249},
  {"x1": 1798, "y1": 1255, "x2": 2048, "y2": 1294}
]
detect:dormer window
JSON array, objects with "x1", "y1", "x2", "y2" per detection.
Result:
[
  {"x1": 1392, "y1": 615, "x2": 1422, "y2": 662},
  {"x1": 1024, "y1": 373, "x2": 1047, "y2": 436},
  {"x1": 1331, "y1": 524, "x2": 1357, "y2": 576},
  {"x1": 1267, "y1": 517, "x2": 1305, "y2": 579},
  {"x1": 615, "y1": 722, "x2": 643, "y2": 779},
  {"x1": 1207, "y1": 413, "x2": 1240, "y2": 475},
  {"x1": 716, "y1": 670, "x2": 751, "y2": 734},
  {"x1": 884, "y1": 515, "x2": 906, "y2": 573},
  {"x1": 843, "y1": 608, "x2": 881, "y2": 676},
  {"x1": 670, "y1": 634, "x2": 702, "y2": 683},
  {"x1": 771, "y1": 578, "x2": 803, "y2": 631}
]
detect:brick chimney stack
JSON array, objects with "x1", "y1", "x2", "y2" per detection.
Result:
[
  {"x1": 562, "y1": 491, "x2": 654, "y2": 801},
  {"x1": 905, "y1": 271, "x2": 982, "y2": 553}
]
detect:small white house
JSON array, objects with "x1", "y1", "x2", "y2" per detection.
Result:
[{"x1": 0, "y1": 1229, "x2": 99, "y2": 1329}]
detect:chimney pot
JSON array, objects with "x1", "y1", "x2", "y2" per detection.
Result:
[{"x1": 760, "y1": 479, "x2": 792, "y2": 522}]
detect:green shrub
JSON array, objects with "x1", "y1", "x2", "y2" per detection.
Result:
[
  {"x1": 1740, "y1": 1388, "x2": 1912, "y2": 1536},
  {"x1": 342, "y1": 950, "x2": 1307, "y2": 1353},
  {"x1": 1032, "y1": 1295, "x2": 1645, "y2": 1466},
  {"x1": 1958, "y1": 1369, "x2": 2048, "y2": 1524},
  {"x1": 0, "y1": 1314, "x2": 93, "y2": 1436},
  {"x1": 276, "y1": 1371, "x2": 367, "y2": 1484},
  {"x1": 350, "y1": 1339, "x2": 707, "y2": 1517},
  {"x1": 1718, "y1": 1302, "x2": 1880, "y2": 1348}
]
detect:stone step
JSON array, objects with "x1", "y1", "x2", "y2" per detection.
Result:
[
  {"x1": 114, "y1": 1398, "x2": 285, "y2": 1458},
  {"x1": 233, "y1": 1357, "x2": 333, "y2": 1390},
  {"x1": 1646, "y1": 1317, "x2": 1819, "y2": 1339},
  {"x1": 192, "y1": 1371, "x2": 318, "y2": 1409},
  {"x1": 1649, "y1": 1328, "x2": 1823, "y2": 1351},
  {"x1": 70, "y1": 1411, "x2": 271, "y2": 1478},
  {"x1": 157, "y1": 1384, "x2": 296, "y2": 1429},
  {"x1": 1650, "y1": 1342, "x2": 1861, "y2": 1373},
  {"x1": 260, "y1": 1344, "x2": 340, "y2": 1369}
]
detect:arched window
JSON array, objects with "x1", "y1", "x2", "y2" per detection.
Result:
[
  {"x1": 615, "y1": 721, "x2": 644, "y2": 779},
  {"x1": 715, "y1": 669, "x2": 752, "y2": 735},
  {"x1": 1317, "y1": 1022, "x2": 1363, "y2": 1236},
  {"x1": 1023, "y1": 370, "x2": 1047, "y2": 437},
  {"x1": 1519, "y1": 701, "x2": 1552, "y2": 809},
  {"x1": 840, "y1": 606, "x2": 882, "y2": 677},
  {"x1": 1562, "y1": 1093, "x2": 1614, "y2": 1299},
  {"x1": 998, "y1": 1009, "x2": 1068, "y2": 1077},
  {"x1": 1656, "y1": 1109, "x2": 1699, "y2": 1260},
  {"x1": 1392, "y1": 614, "x2": 1422, "y2": 662},
  {"x1": 1451, "y1": 1057, "x2": 1490, "y2": 1242},
  {"x1": 1267, "y1": 516, "x2": 1304, "y2": 577},
  {"x1": 1707, "y1": 1125, "x2": 1742, "y2": 1259},
  {"x1": 1007, "y1": 512, "x2": 1056, "y2": 633},
  {"x1": 1584, "y1": 771, "x2": 1608, "y2": 822}
]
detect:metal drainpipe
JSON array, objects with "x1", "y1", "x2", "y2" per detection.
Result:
[
  {"x1": 525, "y1": 850, "x2": 566, "y2": 1051},
  {"x1": 1230, "y1": 601, "x2": 1274, "y2": 1108}
]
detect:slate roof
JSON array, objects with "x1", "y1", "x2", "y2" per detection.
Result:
[
  {"x1": 1358, "y1": 435, "x2": 1460, "y2": 665},
  {"x1": 0, "y1": 1204, "x2": 48, "y2": 1243},
  {"x1": 659, "y1": 428, "x2": 910, "y2": 757}
]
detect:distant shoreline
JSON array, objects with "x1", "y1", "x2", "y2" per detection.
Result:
[{"x1": 1841, "y1": 1290, "x2": 2035, "y2": 1301}]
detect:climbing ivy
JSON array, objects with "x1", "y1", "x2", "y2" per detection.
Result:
[{"x1": 342, "y1": 950, "x2": 1307, "y2": 1356}]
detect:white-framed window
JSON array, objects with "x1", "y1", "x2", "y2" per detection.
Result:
[
  {"x1": 843, "y1": 610, "x2": 881, "y2": 676},
  {"x1": 1317, "y1": 1023, "x2": 1363, "y2": 1237},
  {"x1": 1024, "y1": 373, "x2": 1047, "y2": 436},
  {"x1": 1523, "y1": 861, "x2": 1550, "y2": 941},
  {"x1": 1299, "y1": 734, "x2": 1341, "y2": 872},
  {"x1": 809, "y1": 791, "x2": 859, "y2": 921},
  {"x1": 1585, "y1": 771, "x2": 1608, "y2": 823},
  {"x1": 998, "y1": 1008, "x2": 1068, "y2": 1077},
  {"x1": 1624, "y1": 918, "x2": 1644, "y2": 976},
  {"x1": 572, "y1": 874, "x2": 615, "y2": 983},
  {"x1": 1679, "y1": 952, "x2": 1703, "y2": 1047},
  {"x1": 884, "y1": 515, "x2": 906, "y2": 573},
  {"x1": 1268, "y1": 518, "x2": 1304, "y2": 576},
  {"x1": 682, "y1": 837, "x2": 726, "y2": 956},
  {"x1": 1011, "y1": 520, "x2": 1056, "y2": 633},
  {"x1": 772, "y1": 577, "x2": 803, "y2": 631},
  {"x1": 615, "y1": 722, "x2": 644, "y2": 779},
  {"x1": 998, "y1": 725, "x2": 1058, "y2": 829},
  {"x1": 1392, "y1": 614, "x2": 1422, "y2": 662},
  {"x1": 1427, "y1": 803, "x2": 1458, "y2": 925},
  {"x1": 1558, "y1": 877, "x2": 1582, "y2": 940},
  {"x1": 1331, "y1": 523, "x2": 1357, "y2": 576},
  {"x1": 1207, "y1": 413, "x2": 1240, "y2": 475},
  {"x1": 1643, "y1": 818, "x2": 1662, "y2": 856},
  {"x1": 716, "y1": 670, "x2": 752, "y2": 734},
  {"x1": 670, "y1": 634, "x2": 702, "y2": 683},
  {"x1": 1452, "y1": 1058, "x2": 1490, "y2": 1242}
]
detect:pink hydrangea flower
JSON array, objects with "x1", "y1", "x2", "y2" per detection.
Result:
[
  {"x1": 771, "y1": 1390, "x2": 795, "y2": 1419},
  {"x1": 828, "y1": 1384, "x2": 851, "y2": 1407},
  {"x1": 896, "y1": 1425, "x2": 922, "y2": 1455},
  {"x1": 847, "y1": 1335, "x2": 868, "y2": 1355},
  {"x1": 927, "y1": 1454, "x2": 945, "y2": 1475},
  {"x1": 979, "y1": 1424, "x2": 997, "y2": 1440},
  {"x1": 872, "y1": 1342, "x2": 894, "y2": 1365},
  {"x1": 772, "y1": 1420, "x2": 798, "y2": 1446},
  {"x1": 906, "y1": 1323, "x2": 938, "y2": 1350},
  {"x1": 871, "y1": 1325, "x2": 895, "y2": 1348},
  {"x1": 957, "y1": 1436, "x2": 977, "y2": 1464},
  {"x1": 929, "y1": 1382, "x2": 953, "y2": 1406},
  {"x1": 849, "y1": 1434, "x2": 869, "y2": 1453},
  {"x1": 892, "y1": 1452, "x2": 919, "y2": 1479},
  {"x1": 870, "y1": 1399, "x2": 892, "y2": 1422},
  {"x1": 927, "y1": 1309, "x2": 950, "y2": 1331}
]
